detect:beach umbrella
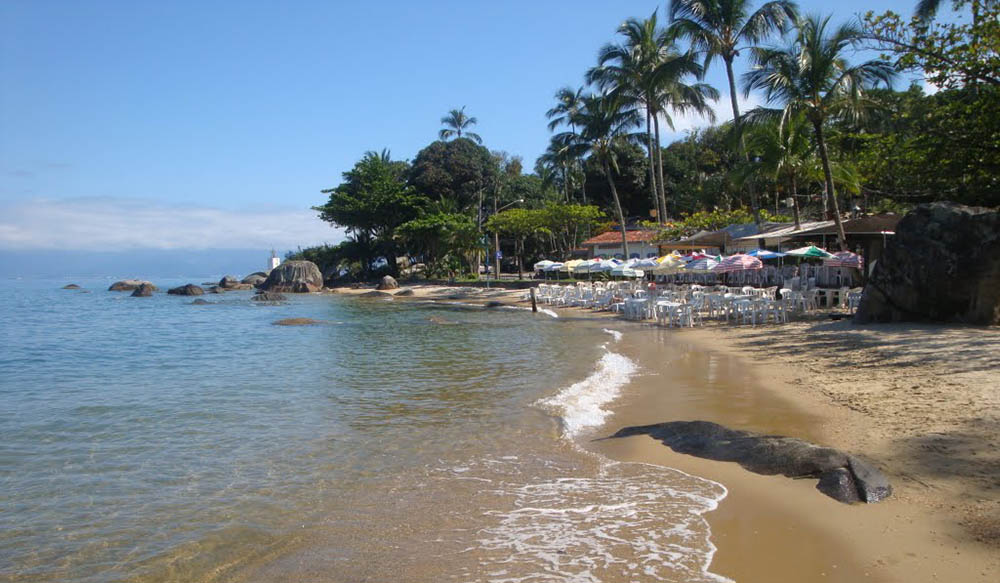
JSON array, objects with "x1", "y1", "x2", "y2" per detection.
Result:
[
  {"x1": 634, "y1": 257, "x2": 660, "y2": 269},
  {"x1": 747, "y1": 249, "x2": 786, "y2": 260},
  {"x1": 562, "y1": 259, "x2": 584, "y2": 275},
  {"x1": 713, "y1": 254, "x2": 764, "y2": 273},
  {"x1": 684, "y1": 257, "x2": 720, "y2": 272},
  {"x1": 651, "y1": 255, "x2": 684, "y2": 274},
  {"x1": 533, "y1": 260, "x2": 555, "y2": 271},
  {"x1": 543, "y1": 262, "x2": 564, "y2": 272},
  {"x1": 784, "y1": 246, "x2": 835, "y2": 259},
  {"x1": 825, "y1": 251, "x2": 864, "y2": 269},
  {"x1": 611, "y1": 266, "x2": 645, "y2": 278},
  {"x1": 590, "y1": 259, "x2": 618, "y2": 273}
]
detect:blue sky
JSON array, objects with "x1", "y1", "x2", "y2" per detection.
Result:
[{"x1": 0, "y1": 0, "x2": 934, "y2": 255}]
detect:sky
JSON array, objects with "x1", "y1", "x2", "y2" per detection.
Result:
[{"x1": 0, "y1": 0, "x2": 936, "y2": 266}]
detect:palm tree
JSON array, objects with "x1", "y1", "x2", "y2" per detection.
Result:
[
  {"x1": 545, "y1": 87, "x2": 587, "y2": 202},
  {"x1": 742, "y1": 14, "x2": 895, "y2": 249},
  {"x1": 743, "y1": 113, "x2": 813, "y2": 228},
  {"x1": 669, "y1": 0, "x2": 799, "y2": 224},
  {"x1": 557, "y1": 94, "x2": 642, "y2": 258},
  {"x1": 439, "y1": 106, "x2": 483, "y2": 144}
]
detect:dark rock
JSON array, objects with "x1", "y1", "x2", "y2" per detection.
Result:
[
  {"x1": 855, "y1": 202, "x2": 1000, "y2": 325},
  {"x1": 817, "y1": 468, "x2": 861, "y2": 503},
  {"x1": 62, "y1": 284, "x2": 81, "y2": 289},
  {"x1": 360, "y1": 290, "x2": 392, "y2": 298},
  {"x1": 241, "y1": 273, "x2": 267, "y2": 286},
  {"x1": 258, "y1": 260, "x2": 323, "y2": 293},
  {"x1": 109, "y1": 280, "x2": 156, "y2": 292},
  {"x1": 167, "y1": 284, "x2": 205, "y2": 296},
  {"x1": 207, "y1": 286, "x2": 224, "y2": 294},
  {"x1": 377, "y1": 275, "x2": 399, "y2": 290},
  {"x1": 130, "y1": 283, "x2": 155, "y2": 297},
  {"x1": 484, "y1": 301, "x2": 505, "y2": 308},
  {"x1": 201, "y1": 282, "x2": 217, "y2": 286},
  {"x1": 219, "y1": 275, "x2": 240, "y2": 288},
  {"x1": 609, "y1": 420, "x2": 892, "y2": 504},
  {"x1": 252, "y1": 291, "x2": 287, "y2": 302},
  {"x1": 190, "y1": 299, "x2": 211, "y2": 305},
  {"x1": 273, "y1": 318, "x2": 321, "y2": 326},
  {"x1": 394, "y1": 289, "x2": 414, "y2": 296}
]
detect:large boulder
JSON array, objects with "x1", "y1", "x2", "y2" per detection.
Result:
[
  {"x1": 610, "y1": 420, "x2": 892, "y2": 504},
  {"x1": 377, "y1": 275, "x2": 399, "y2": 290},
  {"x1": 109, "y1": 280, "x2": 156, "y2": 292},
  {"x1": 855, "y1": 202, "x2": 1000, "y2": 325},
  {"x1": 130, "y1": 283, "x2": 155, "y2": 297},
  {"x1": 258, "y1": 260, "x2": 323, "y2": 293},
  {"x1": 252, "y1": 291, "x2": 287, "y2": 302},
  {"x1": 167, "y1": 284, "x2": 205, "y2": 296},
  {"x1": 241, "y1": 272, "x2": 268, "y2": 286},
  {"x1": 219, "y1": 275, "x2": 240, "y2": 288}
]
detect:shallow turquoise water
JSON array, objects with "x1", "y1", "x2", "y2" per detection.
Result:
[{"x1": 0, "y1": 277, "x2": 727, "y2": 583}]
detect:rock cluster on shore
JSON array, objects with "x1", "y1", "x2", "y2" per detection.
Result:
[
  {"x1": 610, "y1": 420, "x2": 892, "y2": 504},
  {"x1": 856, "y1": 202, "x2": 1000, "y2": 325},
  {"x1": 167, "y1": 284, "x2": 205, "y2": 296},
  {"x1": 109, "y1": 280, "x2": 157, "y2": 292},
  {"x1": 258, "y1": 260, "x2": 323, "y2": 293}
]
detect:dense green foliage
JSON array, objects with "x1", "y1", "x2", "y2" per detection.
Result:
[{"x1": 300, "y1": 1, "x2": 997, "y2": 281}]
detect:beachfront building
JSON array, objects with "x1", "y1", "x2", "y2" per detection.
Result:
[{"x1": 582, "y1": 230, "x2": 660, "y2": 259}]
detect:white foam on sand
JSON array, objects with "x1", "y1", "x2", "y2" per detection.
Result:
[
  {"x1": 602, "y1": 328, "x2": 623, "y2": 342},
  {"x1": 538, "y1": 351, "x2": 638, "y2": 438}
]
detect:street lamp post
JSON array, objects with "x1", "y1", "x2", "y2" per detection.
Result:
[{"x1": 489, "y1": 198, "x2": 524, "y2": 283}]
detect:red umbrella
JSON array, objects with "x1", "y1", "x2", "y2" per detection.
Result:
[
  {"x1": 825, "y1": 251, "x2": 864, "y2": 269},
  {"x1": 712, "y1": 253, "x2": 764, "y2": 273}
]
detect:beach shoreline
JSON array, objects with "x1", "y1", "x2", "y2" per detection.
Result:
[{"x1": 346, "y1": 282, "x2": 998, "y2": 582}]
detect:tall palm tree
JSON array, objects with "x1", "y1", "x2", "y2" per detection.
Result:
[
  {"x1": 742, "y1": 14, "x2": 895, "y2": 249},
  {"x1": 439, "y1": 106, "x2": 483, "y2": 144},
  {"x1": 557, "y1": 94, "x2": 642, "y2": 258},
  {"x1": 545, "y1": 88, "x2": 587, "y2": 202},
  {"x1": 743, "y1": 113, "x2": 813, "y2": 228},
  {"x1": 669, "y1": 0, "x2": 799, "y2": 224}
]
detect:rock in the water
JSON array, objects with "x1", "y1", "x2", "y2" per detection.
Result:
[
  {"x1": 62, "y1": 284, "x2": 81, "y2": 289},
  {"x1": 219, "y1": 275, "x2": 240, "y2": 288},
  {"x1": 855, "y1": 202, "x2": 1000, "y2": 325},
  {"x1": 360, "y1": 290, "x2": 392, "y2": 298},
  {"x1": 273, "y1": 318, "x2": 321, "y2": 326},
  {"x1": 252, "y1": 291, "x2": 287, "y2": 302},
  {"x1": 258, "y1": 260, "x2": 323, "y2": 293},
  {"x1": 241, "y1": 273, "x2": 267, "y2": 286},
  {"x1": 167, "y1": 284, "x2": 205, "y2": 296},
  {"x1": 190, "y1": 299, "x2": 211, "y2": 305},
  {"x1": 130, "y1": 283, "x2": 155, "y2": 297},
  {"x1": 207, "y1": 286, "x2": 224, "y2": 294},
  {"x1": 377, "y1": 275, "x2": 399, "y2": 290},
  {"x1": 394, "y1": 288, "x2": 414, "y2": 296},
  {"x1": 609, "y1": 420, "x2": 892, "y2": 504},
  {"x1": 109, "y1": 280, "x2": 156, "y2": 292},
  {"x1": 484, "y1": 301, "x2": 505, "y2": 308}
]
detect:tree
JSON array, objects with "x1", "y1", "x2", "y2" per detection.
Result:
[
  {"x1": 862, "y1": 0, "x2": 999, "y2": 89},
  {"x1": 557, "y1": 93, "x2": 642, "y2": 258},
  {"x1": 669, "y1": 0, "x2": 799, "y2": 224},
  {"x1": 486, "y1": 208, "x2": 549, "y2": 278},
  {"x1": 313, "y1": 150, "x2": 426, "y2": 277},
  {"x1": 397, "y1": 208, "x2": 480, "y2": 278},
  {"x1": 742, "y1": 14, "x2": 896, "y2": 249},
  {"x1": 588, "y1": 12, "x2": 717, "y2": 222},
  {"x1": 545, "y1": 87, "x2": 588, "y2": 202},
  {"x1": 439, "y1": 106, "x2": 483, "y2": 144},
  {"x1": 742, "y1": 113, "x2": 814, "y2": 227},
  {"x1": 408, "y1": 138, "x2": 497, "y2": 213}
]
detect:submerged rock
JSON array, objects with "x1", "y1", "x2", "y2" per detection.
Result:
[
  {"x1": 609, "y1": 420, "x2": 892, "y2": 504},
  {"x1": 252, "y1": 291, "x2": 287, "y2": 302},
  {"x1": 190, "y1": 299, "x2": 212, "y2": 305},
  {"x1": 167, "y1": 284, "x2": 205, "y2": 296},
  {"x1": 258, "y1": 260, "x2": 323, "y2": 293},
  {"x1": 273, "y1": 318, "x2": 322, "y2": 326},
  {"x1": 109, "y1": 280, "x2": 156, "y2": 292},
  {"x1": 856, "y1": 202, "x2": 1000, "y2": 325},
  {"x1": 360, "y1": 290, "x2": 392, "y2": 298},
  {"x1": 62, "y1": 284, "x2": 81, "y2": 289},
  {"x1": 130, "y1": 283, "x2": 155, "y2": 297},
  {"x1": 394, "y1": 288, "x2": 414, "y2": 296}
]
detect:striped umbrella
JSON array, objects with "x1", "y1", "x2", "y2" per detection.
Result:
[
  {"x1": 712, "y1": 253, "x2": 764, "y2": 273},
  {"x1": 684, "y1": 257, "x2": 720, "y2": 272},
  {"x1": 825, "y1": 251, "x2": 864, "y2": 269},
  {"x1": 784, "y1": 245, "x2": 835, "y2": 259}
]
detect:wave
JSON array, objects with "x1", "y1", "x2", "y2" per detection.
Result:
[{"x1": 538, "y1": 351, "x2": 638, "y2": 438}]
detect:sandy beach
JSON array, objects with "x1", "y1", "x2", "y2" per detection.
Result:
[{"x1": 343, "y1": 282, "x2": 999, "y2": 582}]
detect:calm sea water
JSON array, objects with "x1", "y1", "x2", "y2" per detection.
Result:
[{"x1": 0, "y1": 277, "x2": 728, "y2": 583}]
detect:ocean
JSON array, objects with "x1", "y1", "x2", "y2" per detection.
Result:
[{"x1": 0, "y1": 277, "x2": 728, "y2": 582}]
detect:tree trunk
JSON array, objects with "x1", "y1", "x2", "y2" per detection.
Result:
[
  {"x1": 579, "y1": 159, "x2": 587, "y2": 204},
  {"x1": 791, "y1": 175, "x2": 801, "y2": 230},
  {"x1": 653, "y1": 114, "x2": 668, "y2": 221},
  {"x1": 813, "y1": 120, "x2": 848, "y2": 250},
  {"x1": 603, "y1": 159, "x2": 630, "y2": 259},
  {"x1": 516, "y1": 238, "x2": 524, "y2": 280},
  {"x1": 645, "y1": 110, "x2": 661, "y2": 223},
  {"x1": 725, "y1": 59, "x2": 761, "y2": 226}
]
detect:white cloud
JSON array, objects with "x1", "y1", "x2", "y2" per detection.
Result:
[
  {"x1": 0, "y1": 197, "x2": 345, "y2": 251},
  {"x1": 657, "y1": 92, "x2": 763, "y2": 141}
]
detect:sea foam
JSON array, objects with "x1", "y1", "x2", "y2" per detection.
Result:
[{"x1": 539, "y1": 350, "x2": 638, "y2": 438}]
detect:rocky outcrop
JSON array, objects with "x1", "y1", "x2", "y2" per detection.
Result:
[
  {"x1": 394, "y1": 289, "x2": 414, "y2": 296},
  {"x1": 855, "y1": 202, "x2": 1000, "y2": 325},
  {"x1": 109, "y1": 280, "x2": 156, "y2": 292},
  {"x1": 62, "y1": 284, "x2": 81, "y2": 289},
  {"x1": 258, "y1": 260, "x2": 323, "y2": 293},
  {"x1": 609, "y1": 421, "x2": 892, "y2": 504},
  {"x1": 130, "y1": 283, "x2": 155, "y2": 297},
  {"x1": 377, "y1": 275, "x2": 399, "y2": 290},
  {"x1": 252, "y1": 291, "x2": 287, "y2": 302},
  {"x1": 168, "y1": 284, "x2": 204, "y2": 296},
  {"x1": 241, "y1": 272, "x2": 268, "y2": 286},
  {"x1": 360, "y1": 290, "x2": 392, "y2": 298},
  {"x1": 218, "y1": 275, "x2": 239, "y2": 288}
]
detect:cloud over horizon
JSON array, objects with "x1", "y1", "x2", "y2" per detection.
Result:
[{"x1": 0, "y1": 197, "x2": 345, "y2": 251}]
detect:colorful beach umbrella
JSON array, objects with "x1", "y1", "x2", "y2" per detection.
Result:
[
  {"x1": 747, "y1": 249, "x2": 786, "y2": 260},
  {"x1": 713, "y1": 254, "x2": 764, "y2": 273},
  {"x1": 825, "y1": 251, "x2": 864, "y2": 269},
  {"x1": 784, "y1": 246, "x2": 835, "y2": 259},
  {"x1": 533, "y1": 260, "x2": 555, "y2": 271},
  {"x1": 684, "y1": 257, "x2": 720, "y2": 272},
  {"x1": 651, "y1": 255, "x2": 685, "y2": 274}
]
